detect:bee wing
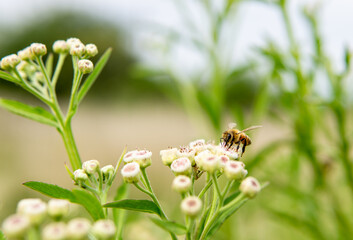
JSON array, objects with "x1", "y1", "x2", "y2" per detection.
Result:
[
  {"x1": 228, "y1": 122, "x2": 237, "y2": 129},
  {"x1": 240, "y1": 125, "x2": 262, "y2": 133}
]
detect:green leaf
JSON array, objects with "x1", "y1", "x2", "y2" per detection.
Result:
[
  {"x1": 71, "y1": 189, "x2": 105, "y2": 220},
  {"x1": 45, "y1": 53, "x2": 54, "y2": 79},
  {"x1": 23, "y1": 181, "x2": 105, "y2": 221},
  {"x1": 113, "y1": 184, "x2": 129, "y2": 239},
  {"x1": 0, "y1": 230, "x2": 5, "y2": 240},
  {"x1": 76, "y1": 48, "x2": 112, "y2": 105},
  {"x1": 0, "y1": 99, "x2": 58, "y2": 127},
  {"x1": 150, "y1": 217, "x2": 186, "y2": 235},
  {"x1": 23, "y1": 181, "x2": 75, "y2": 200},
  {"x1": 224, "y1": 190, "x2": 240, "y2": 205},
  {"x1": 0, "y1": 70, "x2": 19, "y2": 83},
  {"x1": 104, "y1": 199, "x2": 161, "y2": 217},
  {"x1": 64, "y1": 164, "x2": 75, "y2": 181}
]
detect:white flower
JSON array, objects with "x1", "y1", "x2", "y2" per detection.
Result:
[
  {"x1": 53, "y1": 40, "x2": 69, "y2": 54},
  {"x1": 42, "y1": 222, "x2": 67, "y2": 240},
  {"x1": 1, "y1": 214, "x2": 30, "y2": 238},
  {"x1": 121, "y1": 162, "x2": 140, "y2": 183},
  {"x1": 48, "y1": 199, "x2": 70, "y2": 219},
  {"x1": 134, "y1": 150, "x2": 152, "y2": 168},
  {"x1": 172, "y1": 175, "x2": 192, "y2": 194},
  {"x1": 177, "y1": 147, "x2": 196, "y2": 165},
  {"x1": 67, "y1": 218, "x2": 91, "y2": 240},
  {"x1": 194, "y1": 150, "x2": 213, "y2": 170},
  {"x1": 218, "y1": 155, "x2": 230, "y2": 169},
  {"x1": 181, "y1": 196, "x2": 202, "y2": 217},
  {"x1": 78, "y1": 59, "x2": 93, "y2": 74},
  {"x1": 92, "y1": 219, "x2": 116, "y2": 239},
  {"x1": 31, "y1": 43, "x2": 47, "y2": 56},
  {"x1": 202, "y1": 155, "x2": 219, "y2": 173},
  {"x1": 189, "y1": 139, "x2": 206, "y2": 153},
  {"x1": 216, "y1": 145, "x2": 239, "y2": 160},
  {"x1": 17, "y1": 198, "x2": 47, "y2": 225},
  {"x1": 70, "y1": 42, "x2": 86, "y2": 57},
  {"x1": 224, "y1": 161, "x2": 247, "y2": 180},
  {"x1": 239, "y1": 177, "x2": 261, "y2": 198},
  {"x1": 82, "y1": 160, "x2": 100, "y2": 174},
  {"x1": 123, "y1": 150, "x2": 138, "y2": 163},
  {"x1": 160, "y1": 148, "x2": 178, "y2": 166},
  {"x1": 170, "y1": 157, "x2": 192, "y2": 176},
  {"x1": 85, "y1": 44, "x2": 98, "y2": 57},
  {"x1": 74, "y1": 169, "x2": 88, "y2": 182}
]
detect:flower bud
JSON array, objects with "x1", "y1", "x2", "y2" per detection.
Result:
[
  {"x1": 202, "y1": 155, "x2": 219, "y2": 173},
  {"x1": 101, "y1": 165, "x2": 115, "y2": 182},
  {"x1": 239, "y1": 176, "x2": 261, "y2": 198},
  {"x1": 123, "y1": 150, "x2": 138, "y2": 163},
  {"x1": 224, "y1": 161, "x2": 247, "y2": 180},
  {"x1": 121, "y1": 162, "x2": 140, "y2": 183},
  {"x1": 85, "y1": 44, "x2": 98, "y2": 57},
  {"x1": 17, "y1": 198, "x2": 47, "y2": 225},
  {"x1": 82, "y1": 160, "x2": 100, "y2": 174},
  {"x1": 31, "y1": 43, "x2": 47, "y2": 56},
  {"x1": 217, "y1": 146, "x2": 239, "y2": 160},
  {"x1": 172, "y1": 175, "x2": 191, "y2": 194},
  {"x1": 181, "y1": 196, "x2": 202, "y2": 218},
  {"x1": 1, "y1": 214, "x2": 30, "y2": 238},
  {"x1": 189, "y1": 139, "x2": 206, "y2": 153},
  {"x1": 66, "y1": 37, "x2": 82, "y2": 46},
  {"x1": 134, "y1": 150, "x2": 152, "y2": 168},
  {"x1": 18, "y1": 46, "x2": 35, "y2": 60},
  {"x1": 1, "y1": 54, "x2": 21, "y2": 70},
  {"x1": 92, "y1": 219, "x2": 116, "y2": 240},
  {"x1": 177, "y1": 147, "x2": 196, "y2": 166},
  {"x1": 194, "y1": 150, "x2": 213, "y2": 170},
  {"x1": 67, "y1": 218, "x2": 91, "y2": 240},
  {"x1": 42, "y1": 222, "x2": 67, "y2": 240},
  {"x1": 70, "y1": 42, "x2": 86, "y2": 57},
  {"x1": 171, "y1": 157, "x2": 192, "y2": 176},
  {"x1": 74, "y1": 169, "x2": 88, "y2": 182},
  {"x1": 218, "y1": 155, "x2": 230, "y2": 169},
  {"x1": 34, "y1": 71, "x2": 45, "y2": 83},
  {"x1": 78, "y1": 59, "x2": 93, "y2": 74},
  {"x1": 48, "y1": 199, "x2": 70, "y2": 219},
  {"x1": 160, "y1": 148, "x2": 178, "y2": 166},
  {"x1": 53, "y1": 40, "x2": 69, "y2": 54}
]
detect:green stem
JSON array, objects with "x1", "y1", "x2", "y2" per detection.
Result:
[
  {"x1": 52, "y1": 53, "x2": 67, "y2": 88},
  {"x1": 60, "y1": 120, "x2": 82, "y2": 170}
]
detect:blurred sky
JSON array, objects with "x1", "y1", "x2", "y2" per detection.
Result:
[{"x1": 0, "y1": 0, "x2": 352, "y2": 72}]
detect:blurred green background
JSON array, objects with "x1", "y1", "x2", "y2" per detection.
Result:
[{"x1": 1, "y1": 0, "x2": 353, "y2": 239}]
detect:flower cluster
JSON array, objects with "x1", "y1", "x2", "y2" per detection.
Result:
[
  {"x1": 121, "y1": 149, "x2": 152, "y2": 183},
  {"x1": 1, "y1": 198, "x2": 115, "y2": 240}
]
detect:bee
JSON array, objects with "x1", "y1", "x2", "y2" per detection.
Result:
[{"x1": 221, "y1": 123, "x2": 262, "y2": 156}]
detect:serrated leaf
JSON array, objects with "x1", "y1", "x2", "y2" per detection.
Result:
[
  {"x1": 104, "y1": 199, "x2": 161, "y2": 217},
  {"x1": 0, "y1": 99, "x2": 58, "y2": 127},
  {"x1": 150, "y1": 217, "x2": 186, "y2": 235},
  {"x1": 76, "y1": 48, "x2": 112, "y2": 105},
  {"x1": 23, "y1": 181, "x2": 75, "y2": 200},
  {"x1": 71, "y1": 189, "x2": 105, "y2": 220},
  {"x1": 0, "y1": 70, "x2": 19, "y2": 83}
]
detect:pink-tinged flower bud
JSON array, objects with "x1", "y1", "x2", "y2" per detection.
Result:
[
  {"x1": 70, "y1": 42, "x2": 86, "y2": 57},
  {"x1": 160, "y1": 148, "x2": 178, "y2": 166},
  {"x1": 181, "y1": 196, "x2": 202, "y2": 218},
  {"x1": 67, "y1": 218, "x2": 91, "y2": 240},
  {"x1": 31, "y1": 43, "x2": 47, "y2": 56},
  {"x1": 123, "y1": 150, "x2": 138, "y2": 163},
  {"x1": 92, "y1": 219, "x2": 116, "y2": 240},
  {"x1": 171, "y1": 157, "x2": 192, "y2": 176},
  {"x1": 74, "y1": 169, "x2": 88, "y2": 182},
  {"x1": 53, "y1": 40, "x2": 69, "y2": 54},
  {"x1": 239, "y1": 177, "x2": 261, "y2": 198},
  {"x1": 101, "y1": 165, "x2": 115, "y2": 182},
  {"x1": 194, "y1": 150, "x2": 213, "y2": 170},
  {"x1": 1, "y1": 214, "x2": 30, "y2": 238},
  {"x1": 42, "y1": 222, "x2": 67, "y2": 240},
  {"x1": 172, "y1": 175, "x2": 192, "y2": 194},
  {"x1": 18, "y1": 46, "x2": 35, "y2": 60},
  {"x1": 134, "y1": 150, "x2": 152, "y2": 168},
  {"x1": 224, "y1": 161, "x2": 247, "y2": 180},
  {"x1": 66, "y1": 37, "x2": 82, "y2": 46},
  {"x1": 48, "y1": 199, "x2": 70, "y2": 219},
  {"x1": 82, "y1": 160, "x2": 100, "y2": 174},
  {"x1": 85, "y1": 44, "x2": 98, "y2": 57},
  {"x1": 217, "y1": 145, "x2": 239, "y2": 160},
  {"x1": 78, "y1": 59, "x2": 93, "y2": 74},
  {"x1": 177, "y1": 147, "x2": 196, "y2": 165},
  {"x1": 218, "y1": 155, "x2": 230, "y2": 169},
  {"x1": 202, "y1": 155, "x2": 219, "y2": 173},
  {"x1": 1, "y1": 54, "x2": 21, "y2": 70},
  {"x1": 17, "y1": 198, "x2": 47, "y2": 225},
  {"x1": 189, "y1": 139, "x2": 206, "y2": 153},
  {"x1": 121, "y1": 162, "x2": 140, "y2": 183}
]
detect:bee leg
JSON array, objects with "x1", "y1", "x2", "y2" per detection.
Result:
[{"x1": 241, "y1": 142, "x2": 247, "y2": 157}]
